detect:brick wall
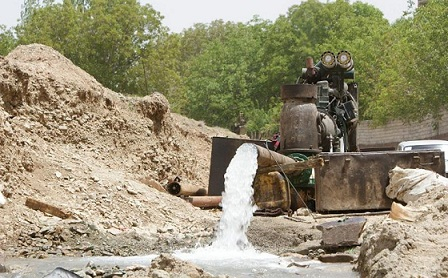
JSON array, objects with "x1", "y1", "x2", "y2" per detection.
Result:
[{"x1": 357, "y1": 111, "x2": 448, "y2": 150}]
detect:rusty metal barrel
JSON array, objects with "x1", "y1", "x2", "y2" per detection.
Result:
[{"x1": 280, "y1": 84, "x2": 320, "y2": 155}]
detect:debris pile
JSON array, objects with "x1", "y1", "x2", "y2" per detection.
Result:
[{"x1": 357, "y1": 168, "x2": 448, "y2": 277}]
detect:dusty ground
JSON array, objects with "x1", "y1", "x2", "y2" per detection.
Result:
[{"x1": 0, "y1": 44, "x2": 447, "y2": 278}]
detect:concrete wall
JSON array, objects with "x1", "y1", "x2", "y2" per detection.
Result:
[{"x1": 357, "y1": 111, "x2": 448, "y2": 150}]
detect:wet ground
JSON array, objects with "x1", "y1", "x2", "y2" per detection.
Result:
[{"x1": 1, "y1": 253, "x2": 359, "y2": 278}]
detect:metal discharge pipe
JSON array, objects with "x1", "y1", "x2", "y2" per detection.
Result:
[
  {"x1": 254, "y1": 144, "x2": 296, "y2": 168},
  {"x1": 279, "y1": 84, "x2": 320, "y2": 155}
]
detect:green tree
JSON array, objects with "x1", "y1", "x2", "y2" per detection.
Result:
[
  {"x1": 0, "y1": 25, "x2": 17, "y2": 56},
  {"x1": 16, "y1": 0, "x2": 180, "y2": 99},
  {"x1": 78, "y1": 0, "x2": 168, "y2": 93},
  {"x1": 366, "y1": 0, "x2": 448, "y2": 125},
  {"x1": 17, "y1": 0, "x2": 83, "y2": 60},
  {"x1": 183, "y1": 21, "x2": 257, "y2": 128}
]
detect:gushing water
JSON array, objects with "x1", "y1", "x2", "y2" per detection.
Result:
[
  {"x1": 211, "y1": 143, "x2": 259, "y2": 250},
  {"x1": 175, "y1": 143, "x2": 270, "y2": 261}
]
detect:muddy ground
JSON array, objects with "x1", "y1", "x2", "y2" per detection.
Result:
[{"x1": 1, "y1": 44, "x2": 447, "y2": 278}]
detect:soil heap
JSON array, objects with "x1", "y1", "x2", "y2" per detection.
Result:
[{"x1": 0, "y1": 44, "x2": 244, "y2": 260}]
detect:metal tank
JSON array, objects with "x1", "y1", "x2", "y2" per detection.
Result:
[{"x1": 279, "y1": 84, "x2": 320, "y2": 155}]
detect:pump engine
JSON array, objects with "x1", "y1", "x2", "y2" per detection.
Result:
[{"x1": 298, "y1": 50, "x2": 359, "y2": 152}]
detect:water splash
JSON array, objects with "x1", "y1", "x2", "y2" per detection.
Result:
[{"x1": 211, "y1": 143, "x2": 259, "y2": 251}]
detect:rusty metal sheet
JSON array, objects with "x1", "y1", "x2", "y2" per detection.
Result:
[{"x1": 315, "y1": 150, "x2": 445, "y2": 213}]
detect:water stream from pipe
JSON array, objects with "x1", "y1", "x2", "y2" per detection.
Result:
[
  {"x1": 174, "y1": 143, "x2": 286, "y2": 275},
  {"x1": 176, "y1": 143, "x2": 260, "y2": 258},
  {"x1": 211, "y1": 142, "x2": 258, "y2": 250}
]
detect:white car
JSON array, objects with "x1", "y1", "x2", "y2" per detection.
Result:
[{"x1": 397, "y1": 139, "x2": 448, "y2": 174}]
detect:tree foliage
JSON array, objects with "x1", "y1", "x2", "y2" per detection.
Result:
[
  {"x1": 0, "y1": 25, "x2": 16, "y2": 56},
  {"x1": 9, "y1": 0, "x2": 446, "y2": 134},
  {"x1": 365, "y1": 0, "x2": 448, "y2": 125},
  {"x1": 16, "y1": 0, "x2": 179, "y2": 101},
  {"x1": 183, "y1": 21, "x2": 260, "y2": 128}
]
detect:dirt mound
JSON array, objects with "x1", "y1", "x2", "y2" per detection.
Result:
[
  {"x1": 0, "y1": 44, "x2": 245, "y2": 259},
  {"x1": 357, "y1": 185, "x2": 448, "y2": 277}
]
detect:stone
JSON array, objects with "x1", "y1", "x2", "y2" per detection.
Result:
[
  {"x1": 316, "y1": 217, "x2": 367, "y2": 247},
  {"x1": 318, "y1": 253, "x2": 357, "y2": 263},
  {"x1": 0, "y1": 192, "x2": 6, "y2": 208},
  {"x1": 294, "y1": 239, "x2": 322, "y2": 255}
]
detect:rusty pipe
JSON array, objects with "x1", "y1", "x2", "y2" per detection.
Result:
[
  {"x1": 185, "y1": 196, "x2": 222, "y2": 208},
  {"x1": 254, "y1": 144, "x2": 296, "y2": 168},
  {"x1": 305, "y1": 57, "x2": 314, "y2": 69},
  {"x1": 166, "y1": 179, "x2": 207, "y2": 197}
]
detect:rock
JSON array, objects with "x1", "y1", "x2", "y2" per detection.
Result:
[
  {"x1": 316, "y1": 217, "x2": 367, "y2": 247},
  {"x1": 42, "y1": 267, "x2": 81, "y2": 278},
  {"x1": 0, "y1": 192, "x2": 6, "y2": 208},
  {"x1": 294, "y1": 239, "x2": 322, "y2": 255},
  {"x1": 107, "y1": 227, "x2": 122, "y2": 236},
  {"x1": 151, "y1": 269, "x2": 170, "y2": 278},
  {"x1": 149, "y1": 253, "x2": 216, "y2": 278},
  {"x1": 318, "y1": 253, "x2": 357, "y2": 263},
  {"x1": 55, "y1": 171, "x2": 62, "y2": 178}
]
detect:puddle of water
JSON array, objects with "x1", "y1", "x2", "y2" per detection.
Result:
[{"x1": 2, "y1": 254, "x2": 358, "y2": 278}]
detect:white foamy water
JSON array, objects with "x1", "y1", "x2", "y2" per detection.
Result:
[{"x1": 211, "y1": 142, "x2": 259, "y2": 251}]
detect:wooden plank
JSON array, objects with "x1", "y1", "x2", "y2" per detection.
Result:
[{"x1": 25, "y1": 198, "x2": 72, "y2": 219}]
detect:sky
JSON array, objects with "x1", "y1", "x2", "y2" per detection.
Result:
[{"x1": 1, "y1": 0, "x2": 414, "y2": 33}]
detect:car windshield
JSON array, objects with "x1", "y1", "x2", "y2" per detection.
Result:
[{"x1": 404, "y1": 144, "x2": 448, "y2": 153}]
